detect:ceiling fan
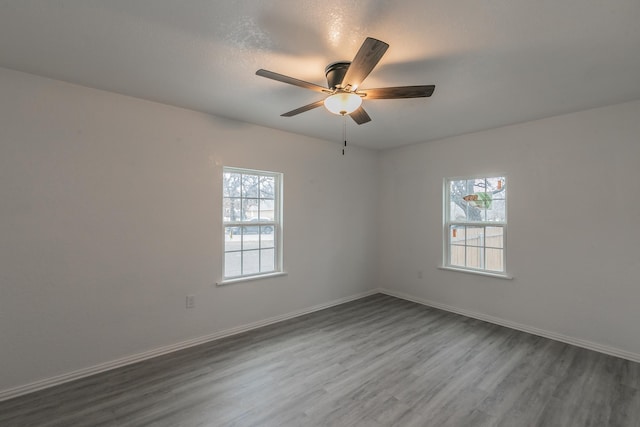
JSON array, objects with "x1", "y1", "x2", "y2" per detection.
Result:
[{"x1": 256, "y1": 37, "x2": 435, "y2": 124}]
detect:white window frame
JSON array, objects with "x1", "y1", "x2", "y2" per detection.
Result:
[
  {"x1": 221, "y1": 167, "x2": 283, "y2": 283},
  {"x1": 443, "y1": 175, "x2": 509, "y2": 278}
]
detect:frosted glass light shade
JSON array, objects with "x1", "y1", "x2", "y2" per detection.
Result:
[{"x1": 324, "y1": 92, "x2": 362, "y2": 115}]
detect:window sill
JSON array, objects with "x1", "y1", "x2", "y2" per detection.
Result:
[
  {"x1": 438, "y1": 266, "x2": 513, "y2": 280},
  {"x1": 216, "y1": 271, "x2": 288, "y2": 286}
]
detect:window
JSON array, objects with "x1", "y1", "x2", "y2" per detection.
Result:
[
  {"x1": 444, "y1": 176, "x2": 506, "y2": 275},
  {"x1": 223, "y1": 167, "x2": 282, "y2": 280}
]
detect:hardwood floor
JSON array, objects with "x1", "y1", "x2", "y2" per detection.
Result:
[{"x1": 2, "y1": 294, "x2": 640, "y2": 426}]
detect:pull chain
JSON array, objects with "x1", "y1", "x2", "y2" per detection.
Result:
[{"x1": 342, "y1": 114, "x2": 347, "y2": 155}]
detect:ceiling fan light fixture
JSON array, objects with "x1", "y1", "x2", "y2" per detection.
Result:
[{"x1": 324, "y1": 92, "x2": 362, "y2": 115}]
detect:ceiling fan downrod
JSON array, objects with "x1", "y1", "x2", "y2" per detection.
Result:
[{"x1": 342, "y1": 114, "x2": 347, "y2": 156}]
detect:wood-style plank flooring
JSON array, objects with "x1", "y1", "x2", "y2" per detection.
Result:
[{"x1": 2, "y1": 294, "x2": 640, "y2": 426}]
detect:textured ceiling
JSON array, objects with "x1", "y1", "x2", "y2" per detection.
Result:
[{"x1": 1, "y1": 1, "x2": 639, "y2": 149}]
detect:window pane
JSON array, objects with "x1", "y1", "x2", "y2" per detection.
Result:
[
  {"x1": 242, "y1": 198, "x2": 259, "y2": 221},
  {"x1": 486, "y1": 248, "x2": 504, "y2": 271},
  {"x1": 261, "y1": 227, "x2": 275, "y2": 248},
  {"x1": 243, "y1": 250, "x2": 260, "y2": 275},
  {"x1": 466, "y1": 246, "x2": 483, "y2": 269},
  {"x1": 223, "y1": 198, "x2": 241, "y2": 223},
  {"x1": 464, "y1": 203, "x2": 485, "y2": 222},
  {"x1": 242, "y1": 229, "x2": 259, "y2": 250},
  {"x1": 259, "y1": 176, "x2": 275, "y2": 199},
  {"x1": 485, "y1": 227, "x2": 504, "y2": 248},
  {"x1": 224, "y1": 227, "x2": 242, "y2": 252},
  {"x1": 486, "y1": 176, "x2": 505, "y2": 222},
  {"x1": 450, "y1": 225, "x2": 465, "y2": 243},
  {"x1": 450, "y1": 201, "x2": 465, "y2": 221},
  {"x1": 259, "y1": 199, "x2": 275, "y2": 220},
  {"x1": 450, "y1": 245, "x2": 465, "y2": 267},
  {"x1": 466, "y1": 227, "x2": 484, "y2": 247},
  {"x1": 473, "y1": 178, "x2": 487, "y2": 194},
  {"x1": 486, "y1": 199, "x2": 505, "y2": 222},
  {"x1": 450, "y1": 179, "x2": 476, "y2": 221},
  {"x1": 242, "y1": 174, "x2": 259, "y2": 198},
  {"x1": 223, "y1": 172, "x2": 241, "y2": 197},
  {"x1": 224, "y1": 252, "x2": 241, "y2": 278},
  {"x1": 486, "y1": 176, "x2": 506, "y2": 198},
  {"x1": 260, "y1": 248, "x2": 275, "y2": 272}
]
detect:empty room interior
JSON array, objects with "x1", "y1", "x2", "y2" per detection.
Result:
[{"x1": 1, "y1": 1, "x2": 640, "y2": 426}]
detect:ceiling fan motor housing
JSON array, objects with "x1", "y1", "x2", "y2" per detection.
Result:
[{"x1": 325, "y1": 62, "x2": 350, "y2": 90}]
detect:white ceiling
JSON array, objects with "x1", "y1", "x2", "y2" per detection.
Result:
[{"x1": 1, "y1": 1, "x2": 639, "y2": 150}]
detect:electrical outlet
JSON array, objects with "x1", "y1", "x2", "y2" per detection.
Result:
[{"x1": 186, "y1": 295, "x2": 195, "y2": 309}]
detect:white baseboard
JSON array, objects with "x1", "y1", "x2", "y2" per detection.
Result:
[
  {"x1": 8, "y1": 287, "x2": 635, "y2": 402},
  {"x1": 379, "y1": 288, "x2": 640, "y2": 364},
  {"x1": 0, "y1": 289, "x2": 379, "y2": 402}
]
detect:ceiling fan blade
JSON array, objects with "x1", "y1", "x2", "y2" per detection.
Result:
[
  {"x1": 340, "y1": 37, "x2": 389, "y2": 91},
  {"x1": 281, "y1": 99, "x2": 326, "y2": 117},
  {"x1": 256, "y1": 69, "x2": 329, "y2": 93},
  {"x1": 361, "y1": 85, "x2": 435, "y2": 99},
  {"x1": 349, "y1": 106, "x2": 371, "y2": 125}
]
